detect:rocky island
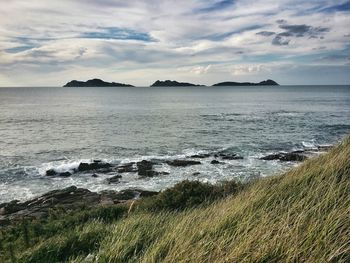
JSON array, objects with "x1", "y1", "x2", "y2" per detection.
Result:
[
  {"x1": 151, "y1": 80, "x2": 204, "y2": 87},
  {"x1": 64, "y1": 78, "x2": 134, "y2": 87},
  {"x1": 212, "y1": 79, "x2": 279, "y2": 86}
]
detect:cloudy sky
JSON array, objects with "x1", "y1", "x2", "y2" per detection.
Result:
[{"x1": 0, "y1": 0, "x2": 349, "y2": 86}]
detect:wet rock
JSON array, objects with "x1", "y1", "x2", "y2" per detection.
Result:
[
  {"x1": 210, "y1": 160, "x2": 224, "y2": 164},
  {"x1": 166, "y1": 160, "x2": 201, "y2": 167},
  {"x1": 190, "y1": 153, "x2": 210, "y2": 158},
  {"x1": 91, "y1": 173, "x2": 99, "y2": 178},
  {"x1": 137, "y1": 160, "x2": 154, "y2": 176},
  {"x1": 117, "y1": 162, "x2": 137, "y2": 173},
  {"x1": 260, "y1": 153, "x2": 282, "y2": 161},
  {"x1": 107, "y1": 175, "x2": 122, "y2": 184},
  {"x1": 140, "y1": 170, "x2": 170, "y2": 177},
  {"x1": 221, "y1": 155, "x2": 243, "y2": 160},
  {"x1": 216, "y1": 151, "x2": 243, "y2": 160},
  {"x1": 45, "y1": 169, "x2": 72, "y2": 177},
  {"x1": 46, "y1": 169, "x2": 57, "y2": 176},
  {"x1": 280, "y1": 153, "x2": 307, "y2": 162},
  {"x1": 260, "y1": 152, "x2": 307, "y2": 162},
  {"x1": 78, "y1": 160, "x2": 111, "y2": 172},
  {"x1": 59, "y1": 172, "x2": 72, "y2": 177},
  {"x1": 192, "y1": 172, "x2": 200, "y2": 176}
]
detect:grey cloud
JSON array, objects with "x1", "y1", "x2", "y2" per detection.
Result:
[
  {"x1": 270, "y1": 22, "x2": 330, "y2": 45},
  {"x1": 272, "y1": 35, "x2": 290, "y2": 46},
  {"x1": 256, "y1": 31, "x2": 275, "y2": 36},
  {"x1": 276, "y1": 19, "x2": 287, "y2": 24},
  {"x1": 278, "y1": 24, "x2": 330, "y2": 37}
]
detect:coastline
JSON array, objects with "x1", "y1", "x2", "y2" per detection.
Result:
[
  {"x1": 0, "y1": 142, "x2": 332, "y2": 226},
  {"x1": 0, "y1": 135, "x2": 349, "y2": 262}
]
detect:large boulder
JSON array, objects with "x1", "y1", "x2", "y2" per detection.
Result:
[
  {"x1": 78, "y1": 160, "x2": 111, "y2": 172},
  {"x1": 137, "y1": 160, "x2": 154, "y2": 176},
  {"x1": 260, "y1": 152, "x2": 307, "y2": 162}
]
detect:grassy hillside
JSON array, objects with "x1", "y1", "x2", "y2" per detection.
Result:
[{"x1": 1, "y1": 136, "x2": 349, "y2": 262}]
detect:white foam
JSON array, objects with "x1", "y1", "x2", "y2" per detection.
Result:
[
  {"x1": 38, "y1": 159, "x2": 92, "y2": 175},
  {"x1": 302, "y1": 141, "x2": 317, "y2": 149}
]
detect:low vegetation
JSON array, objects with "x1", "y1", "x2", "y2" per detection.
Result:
[{"x1": 1, "y1": 136, "x2": 349, "y2": 262}]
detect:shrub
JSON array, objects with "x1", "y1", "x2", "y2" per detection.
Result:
[{"x1": 140, "y1": 180, "x2": 242, "y2": 211}]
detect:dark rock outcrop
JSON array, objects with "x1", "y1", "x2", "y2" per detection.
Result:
[
  {"x1": 106, "y1": 175, "x2": 122, "y2": 184},
  {"x1": 64, "y1": 78, "x2": 134, "y2": 87},
  {"x1": 137, "y1": 160, "x2": 154, "y2": 176},
  {"x1": 215, "y1": 152, "x2": 243, "y2": 160},
  {"x1": 211, "y1": 160, "x2": 224, "y2": 164},
  {"x1": 45, "y1": 169, "x2": 72, "y2": 177},
  {"x1": 0, "y1": 186, "x2": 159, "y2": 226},
  {"x1": 260, "y1": 152, "x2": 308, "y2": 162},
  {"x1": 117, "y1": 162, "x2": 137, "y2": 173},
  {"x1": 151, "y1": 80, "x2": 204, "y2": 87},
  {"x1": 190, "y1": 153, "x2": 211, "y2": 158},
  {"x1": 166, "y1": 160, "x2": 201, "y2": 167},
  {"x1": 78, "y1": 160, "x2": 111, "y2": 172},
  {"x1": 212, "y1": 79, "x2": 279, "y2": 86}
]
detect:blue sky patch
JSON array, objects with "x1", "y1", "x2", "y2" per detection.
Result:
[{"x1": 81, "y1": 27, "x2": 154, "y2": 42}]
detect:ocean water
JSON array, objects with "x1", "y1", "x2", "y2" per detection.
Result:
[{"x1": 0, "y1": 85, "x2": 349, "y2": 202}]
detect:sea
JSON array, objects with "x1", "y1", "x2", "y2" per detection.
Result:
[{"x1": 0, "y1": 85, "x2": 349, "y2": 202}]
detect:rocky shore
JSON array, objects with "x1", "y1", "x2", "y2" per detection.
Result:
[
  {"x1": 0, "y1": 144, "x2": 332, "y2": 226},
  {"x1": 0, "y1": 186, "x2": 158, "y2": 226}
]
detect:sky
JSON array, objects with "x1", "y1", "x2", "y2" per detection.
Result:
[{"x1": 0, "y1": 0, "x2": 349, "y2": 86}]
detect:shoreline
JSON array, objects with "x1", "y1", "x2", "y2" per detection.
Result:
[
  {"x1": 0, "y1": 135, "x2": 348, "y2": 262},
  {"x1": 0, "y1": 144, "x2": 332, "y2": 226}
]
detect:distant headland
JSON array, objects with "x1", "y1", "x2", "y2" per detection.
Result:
[
  {"x1": 212, "y1": 79, "x2": 279, "y2": 86},
  {"x1": 151, "y1": 80, "x2": 204, "y2": 87},
  {"x1": 63, "y1": 78, "x2": 279, "y2": 87},
  {"x1": 63, "y1": 79, "x2": 134, "y2": 87}
]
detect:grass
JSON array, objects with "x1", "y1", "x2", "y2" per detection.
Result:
[{"x1": 1, "y1": 136, "x2": 349, "y2": 262}]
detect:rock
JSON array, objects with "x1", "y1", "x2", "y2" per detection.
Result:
[
  {"x1": 260, "y1": 153, "x2": 282, "y2": 161},
  {"x1": 107, "y1": 175, "x2": 122, "y2": 184},
  {"x1": 0, "y1": 186, "x2": 159, "y2": 226},
  {"x1": 91, "y1": 173, "x2": 99, "y2": 178},
  {"x1": 192, "y1": 172, "x2": 200, "y2": 176},
  {"x1": 221, "y1": 155, "x2": 243, "y2": 160},
  {"x1": 45, "y1": 169, "x2": 72, "y2": 177},
  {"x1": 78, "y1": 160, "x2": 111, "y2": 172},
  {"x1": 280, "y1": 153, "x2": 307, "y2": 162},
  {"x1": 59, "y1": 172, "x2": 72, "y2": 177},
  {"x1": 137, "y1": 160, "x2": 154, "y2": 176},
  {"x1": 210, "y1": 160, "x2": 223, "y2": 164},
  {"x1": 166, "y1": 160, "x2": 201, "y2": 167},
  {"x1": 46, "y1": 169, "x2": 57, "y2": 176},
  {"x1": 216, "y1": 151, "x2": 243, "y2": 160},
  {"x1": 260, "y1": 152, "x2": 307, "y2": 162},
  {"x1": 190, "y1": 153, "x2": 211, "y2": 158},
  {"x1": 117, "y1": 162, "x2": 137, "y2": 173}
]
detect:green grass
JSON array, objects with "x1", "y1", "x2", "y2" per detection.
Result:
[{"x1": 1, "y1": 136, "x2": 350, "y2": 262}]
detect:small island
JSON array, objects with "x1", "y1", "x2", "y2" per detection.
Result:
[
  {"x1": 212, "y1": 79, "x2": 279, "y2": 86},
  {"x1": 63, "y1": 78, "x2": 134, "y2": 87},
  {"x1": 151, "y1": 80, "x2": 204, "y2": 87}
]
